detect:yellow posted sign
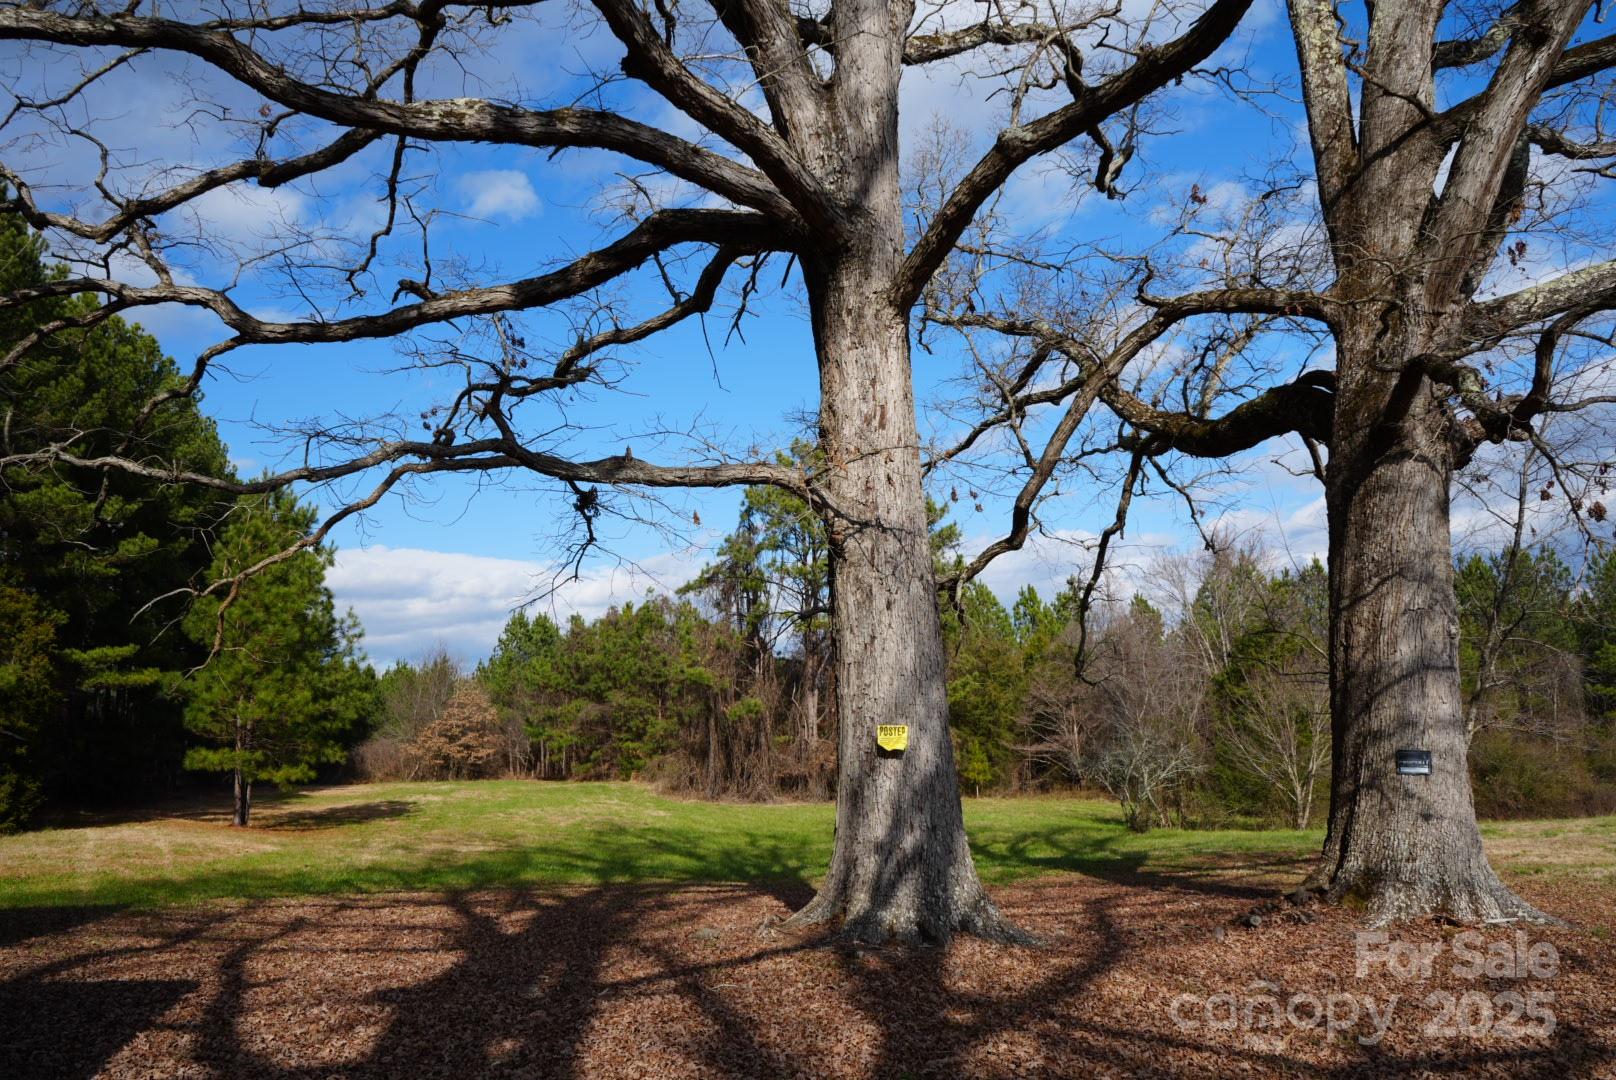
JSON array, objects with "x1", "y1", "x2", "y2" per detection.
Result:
[{"x1": 876, "y1": 724, "x2": 909, "y2": 751}]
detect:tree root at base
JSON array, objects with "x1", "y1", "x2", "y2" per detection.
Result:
[
  {"x1": 1299, "y1": 863, "x2": 1565, "y2": 928},
  {"x1": 777, "y1": 890, "x2": 1039, "y2": 946}
]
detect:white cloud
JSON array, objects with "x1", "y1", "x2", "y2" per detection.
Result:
[
  {"x1": 1206, "y1": 494, "x2": 1329, "y2": 568},
  {"x1": 968, "y1": 527, "x2": 1096, "y2": 601},
  {"x1": 1449, "y1": 441, "x2": 1600, "y2": 557},
  {"x1": 329, "y1": 544, "x2": 694, "y2": 667},
  {"x1": 184, "y1": 182, "x2": 310, "y2": 243},
  {"x1": 964, "y1": 525, "x2": 1182, "y2": 609},
  {"x1": 1194, "y1": 440, "x2": 1332, "y2": 569},
  {"x1": 455, "y1": 169, "x2": 541, "y2": 222}
]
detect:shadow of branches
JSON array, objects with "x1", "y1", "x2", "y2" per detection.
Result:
[{"x1": 1, "y1": 876, "x2": 1608, "y2": 1078}]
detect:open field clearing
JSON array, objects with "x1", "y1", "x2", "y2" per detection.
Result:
[
  {"x1": 2, "y1": 781, "x2": 1613, "y2": 910},
  {"x1": 2, "y1": 782, "x2": 1615, "y2": 1077},
  {"x1": 2, "y1": 781, "x2": 1348, "y2": 910}
]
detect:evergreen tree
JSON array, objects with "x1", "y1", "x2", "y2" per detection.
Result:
[
  {"x1": 946, "y1": 583, "x2": 1025, "y2": 793},
  {"x1": 1456, "y1": 547, "x2": 1581, "y2": 740},
  {"x1": 0, "y1": 580, "x2": 61, "y2": 830},
  {"x1": 683, "y1": 508, "x2": 769, "y2": 636},
  {"x1": 684, "y1": 442, "x2": 832, "y2": 751},
  {"x1": 744, "y1": 454, "x2": 832, "y2": 748},
  {"x1": 1578, "y1": 546, "x2": 1616, "y2": 731},
  {"x1": 1010, "y1": 585, "x2": 1056, "y2": 652},
  {"x1": 0, "y1": 202, "x2": 234, "y2": 808},
  {"x1": 480, "y1": 612, "x2": 567, "y2": 776},
  {"x1": 1207, "y1": 562, "x2": 1330, "y2": 828},
  {"x1": 182, "y1": 489, "x2": 374, "y2": 826}
]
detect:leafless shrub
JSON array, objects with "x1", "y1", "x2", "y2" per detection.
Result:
[
  {"x1": 1082, "y1": 601, "x2": 1207, "y2": 831},
  {"x1": 1216, "y1": 658, "x2": 1330, "y2": 830}
]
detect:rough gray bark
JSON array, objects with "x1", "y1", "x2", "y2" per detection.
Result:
[
  {"x1": 761, "y1": 0, "x2": 1241, "y2": 942},
  {"x1": 787, "y1": 270, "x2": 1022, "y2": 943},
  {"x1": 772, "y1": 10, "x2": 1020, "y2": 941},
  {"x1": 1099, "y1": 0, "x2": 1609, "y2": 924},
  {"x1": 1283, "y1": 0, "x2": 1589, "y2": 925},
  {"x1": 1307, "y1": 337, "x2": 1546, "y2": 923}
]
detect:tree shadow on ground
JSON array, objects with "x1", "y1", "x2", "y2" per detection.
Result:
[
  {"x1": 968, "y1": 823, "x2": 1310, "y2": 901},
  {"x1": 258, "y1": 800, "x2": 417, "y2": 831},
  {"x1": 0, "y1": 906, "x2": 247, "y2": 1075},
  {"x1": 22, "y1": 785, "x2": 1315, "y2": 910},
  {"x1": 0, "y1": 904, "x2": 120, "y2": 949},
  {"x1": 37, "y1": 784, "x2": 357, "y2": 829},
  {"x1": 108, "y1": 884, "x2": 834, "y2": 1079},
  {"x1": 1, "y1": 880, "x2": 1607, "y2": 1078},
  {"x1": 7, "y1": 818, "x2": 827, "y2": 909},
  {"x1": 0, "y1": 977, "x2": 198, "y2": 1079},
  {"x1": 5, "y1": 793, "x2": 1607, "y2": 1077}
]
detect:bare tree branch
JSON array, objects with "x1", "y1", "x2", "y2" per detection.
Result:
[
  {"x1": 589, "y1": 0, "x2": 838, "y2": 229},
  {"x1": 0, "y1": 5, "x2": 797, "y2": 218},
  {"x1": 1433, "y1": 6, "x2": 1523, "y2": 70},
  {"x1": 1286, "y1": 0, "x2": 1358, "y2": 217},
  {"x1": 894, "y1": 0, "x2": 1255, "y2": 308},
  {"x1": 0, "y1": 209, "x2": 786, "y2": 361},
  {"x1": 1471, "y1": 255, "x2": 1616, "y2": 332}
]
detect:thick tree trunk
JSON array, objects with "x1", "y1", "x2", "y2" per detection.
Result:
[
  {"x1": 768, "y1": 0, "x2": 1017, "y2": 942},
  {"x1": 783, "y1": 269, "x2": 1023, "y2": 943},
  {"x1": 1307, "y1": 359, "x2": 1548, "y2": 924}
]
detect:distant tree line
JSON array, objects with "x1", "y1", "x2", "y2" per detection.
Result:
[
  {"x1": 0, "y1": 210, "x2": 376, "y2": 829},
  {"x1": 357, "y1": 482, "x2": 1616, "y2": 829},
  {"x1": 358, "y1": 593, "x2": 838, "y2": 799}
]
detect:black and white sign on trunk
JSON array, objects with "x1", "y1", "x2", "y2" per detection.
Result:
[{"x1": 928, "y1": 0, "x2": 1616, "y2": 924}]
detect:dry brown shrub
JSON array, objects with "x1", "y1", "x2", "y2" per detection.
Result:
[{"x1": 408, "y1": 681, "x2": 504, "y2": 780}]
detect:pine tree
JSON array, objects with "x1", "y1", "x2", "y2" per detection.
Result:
[
  {"x1": 682, "y1": 441, "x2": 834, "y2": 755},
  {"x1": 1578, "y1": 547, "x2": 1616, "y2": 731},
  {"x1": 480, "y1": 612, "x2": 565, "y2": 775},
  {"x1": 182, "y1": 489, "x2": 374, "y2": 826},
  {"x1": 1208, "y1": 563, "x2": 1331, "y2": 829},
  {"x1": 1457, "y1": 547, "x2": 1581, "y2": 740},
  {"x1": 0, "y1": 581, "x2": 61, "y2": 830},
  {"x1": 946, "y1": 583, "x2": 1025, "y2": 793},
  {"x1": 0, "y1": 201, "x2": 234, "y2": 809}
]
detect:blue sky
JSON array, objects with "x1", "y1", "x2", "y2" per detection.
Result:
[{"x1": 10, "y1": 0, "x2": 1595, "y2": 666}]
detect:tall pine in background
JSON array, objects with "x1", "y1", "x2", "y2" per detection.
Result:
[
  {"x1": 1580, "y1": 547, "x2": 1616, "y2": 731},
  {"x1": 0, "y1": 200, "x2": 233, "y2": 820},
  {"x1": 0, "y1": 582, "x2": 60, "y2": 830},
  {"x1": 182, "y1": 489, "x2": 374, "y2": 826}
]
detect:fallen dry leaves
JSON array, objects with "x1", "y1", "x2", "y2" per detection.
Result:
[{"x1": 1, "y1": 873, "x2": 1612, "y2": 1078}]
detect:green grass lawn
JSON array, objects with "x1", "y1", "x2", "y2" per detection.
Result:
[{"x1": 2, "y1": 781, "x2": 1612, "y2": 910}]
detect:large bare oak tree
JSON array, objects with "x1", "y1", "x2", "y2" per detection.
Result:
[
  {"x1": 932, "y1": 0, "x2": 1616, "y2": 923},
  {"x1": 0, "y1": 0, "x2": 1253, "y2": 940}
]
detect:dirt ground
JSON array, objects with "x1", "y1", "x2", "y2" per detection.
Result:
[{"x1": 2, "y1": 873, "x2": 1613, "y2": 1079}]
